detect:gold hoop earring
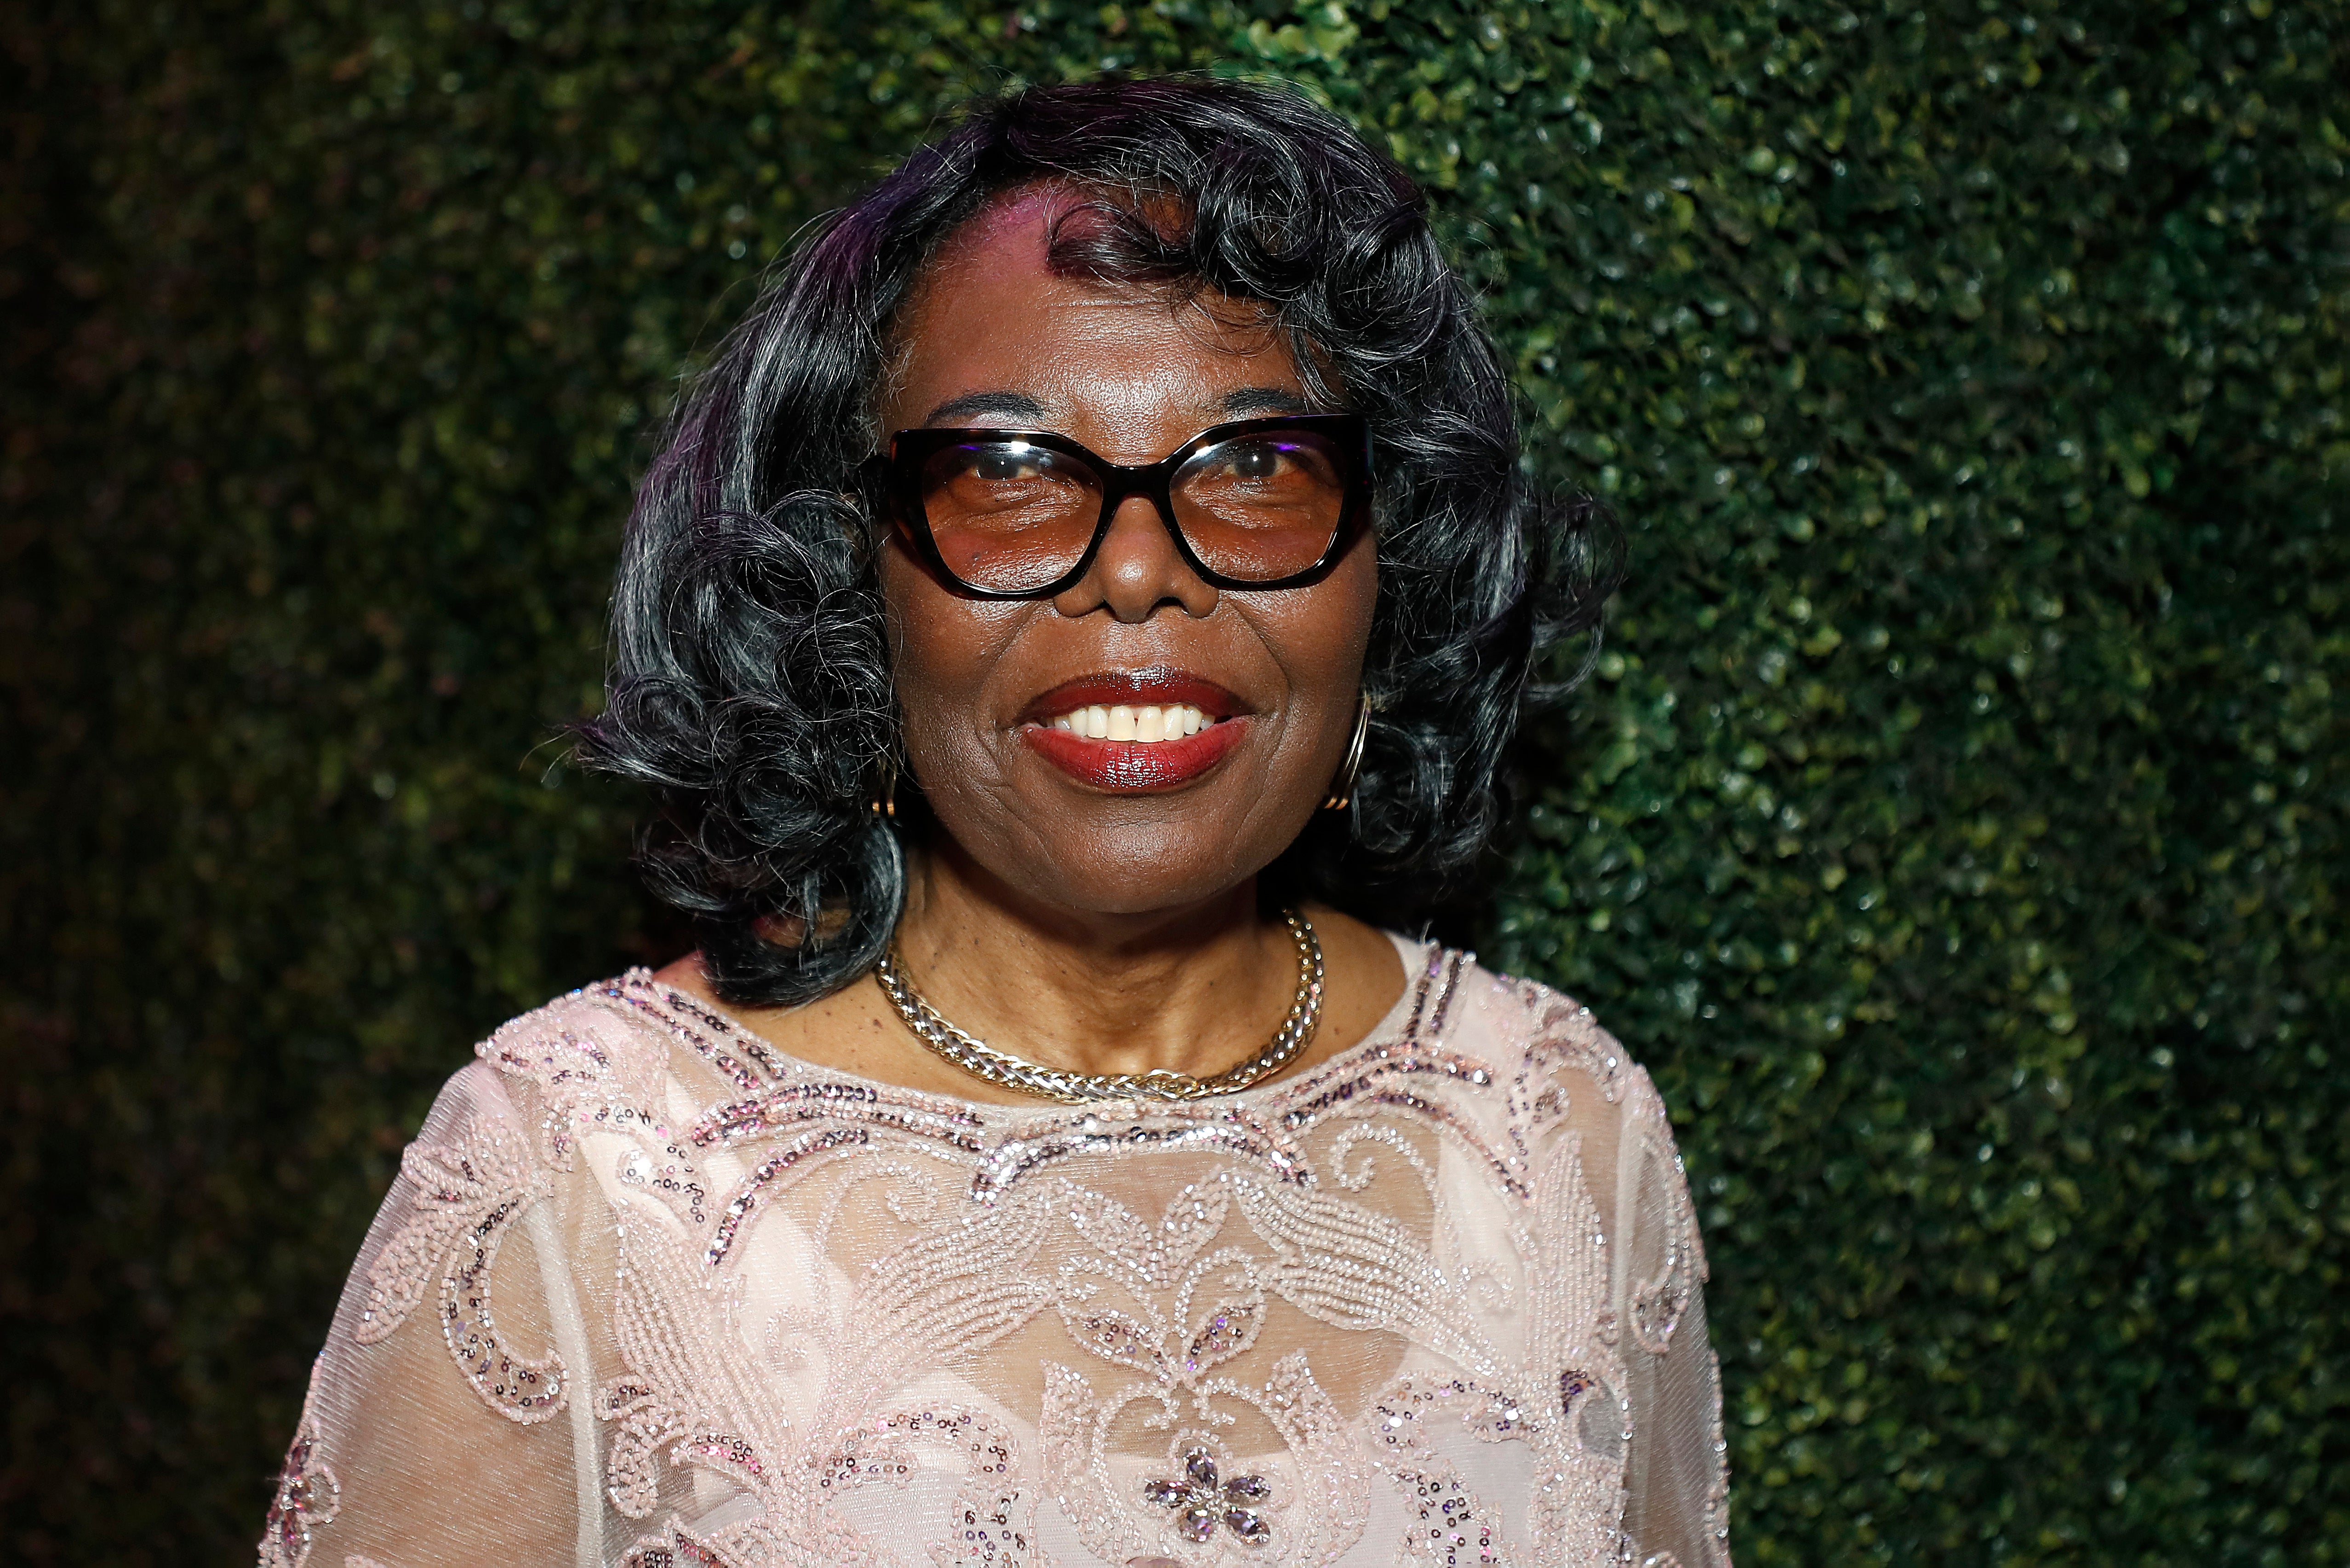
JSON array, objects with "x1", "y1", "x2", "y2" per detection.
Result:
[
  {"x1": 869, "y1": 758, "x2": 898, "y2": 820},
  {"x1": 1321, "y1": 696, "x2": 1369, "y2": 811}
]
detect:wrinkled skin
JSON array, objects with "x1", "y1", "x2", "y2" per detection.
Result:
[{"x1": 660, "y1": 187, "x2": 1401, "y2": 1099}]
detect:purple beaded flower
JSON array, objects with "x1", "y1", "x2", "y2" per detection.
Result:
[{"x1": 1142, "y1": 1445, "x2": 1272, "y2": 1547}]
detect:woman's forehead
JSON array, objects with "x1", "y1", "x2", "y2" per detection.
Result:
[
  {"x1": 934, "y1": 179, "x2": 1187, "y2": 271},
  {"x1": 885, "y1": 195, "x2": 1302, "y2": 441},
  {"x1": 909, "y1": 184, "x2": 1253, "y2": 329},
  {"x1": 935, "y1": 181, "x2": 1084, "y2": 264}
]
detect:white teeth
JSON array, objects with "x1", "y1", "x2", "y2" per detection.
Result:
[{"x1": 1045, "y1": 703, "x2": 1213, "y2": 743}]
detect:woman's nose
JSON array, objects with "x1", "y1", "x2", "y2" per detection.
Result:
[{"x1": 1052, "y1": 493, "x2": 1219, "y2": 623}]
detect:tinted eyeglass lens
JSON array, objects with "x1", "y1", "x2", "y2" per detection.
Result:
[
  {"x1": 917, "y1": 440, "x2": 1104, "y2": 593},
  {"x1": 1169, "y1": 432, "x2": 1349, "y2": 582}
]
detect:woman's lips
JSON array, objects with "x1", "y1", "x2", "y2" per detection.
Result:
[
  {"x1": 1024, "y1": 717, "x2": 1248, "y2": 792},
  {"x1": 1017, "y1": 667, "x2": 1251, "y2": 793}
]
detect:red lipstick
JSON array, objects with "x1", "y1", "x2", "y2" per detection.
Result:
[{"x1": 1018, "y1": 667, "x2": 1250, "y2": 793}]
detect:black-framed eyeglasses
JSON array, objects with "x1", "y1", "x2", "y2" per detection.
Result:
[{"x1": 861, "y1": 413, "x2": 1372, "y2": 599}]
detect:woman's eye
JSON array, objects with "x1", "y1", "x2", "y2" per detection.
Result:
[
  {"x1": 974, "y1": 450, "x2": 1039, "y2": 482},
  {"x1": 1225, "y1": 443, "x2": 1285, "y2": 480}
]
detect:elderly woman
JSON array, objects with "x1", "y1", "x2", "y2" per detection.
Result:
[{"x1": 261, "y1": 75, "x2": 1729, "y2": 1568}]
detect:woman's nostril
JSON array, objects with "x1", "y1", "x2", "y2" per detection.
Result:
[{"x1": 1081, "y1": 509, "x2": 1217, "y2": 619}]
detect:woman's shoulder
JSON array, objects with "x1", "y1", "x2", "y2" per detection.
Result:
[
  {"x1": 1399, "y1": 942, "x2": 1710, "y2": 1338},
  {"x1": 1388, "y1": 938, "x2": 1662, "y2": 1117},
  {"x1": 1376, "y1": 939, "x2": 1693, "y2": 1190},
  {"x1": 463, "y1": 967, "x2": 782, "y2": 1125}
]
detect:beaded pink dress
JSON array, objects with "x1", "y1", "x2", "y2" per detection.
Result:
[{"x1": 259, "y1": 937, "x2": 1731, "y2": 1568}]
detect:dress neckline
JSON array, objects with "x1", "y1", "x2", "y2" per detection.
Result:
[{"x1": 611, "y1": 930, "x2": 1464, "y2": 1121}]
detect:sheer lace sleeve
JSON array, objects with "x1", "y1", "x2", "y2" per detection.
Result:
[
  {"x1": 1611, "y1": 1067, "x2": 1733, "y2": 1568},
  {"x1": 259, "y1": 1061, "x2": 602, "y2": 1568}
]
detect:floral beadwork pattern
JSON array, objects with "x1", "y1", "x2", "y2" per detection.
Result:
[
  {"x1": 268, "y1": 951, "x2": 1730, "y2": 1568},
  {"x1": 623, "y1": 1524, "x2": 736, "y2": 1568},
  {"x1": 1361, "y1": 1129, "x2": 1630, "y2": 1568},
  {"x1": 1144, "y1": 1445, "x2": 1274, "y2": 1545},
  {"x1": 589, "y1": 1200, "x2": 1049, "y2": 1567},
  {"x1": 1625, "y1": 1077, "x2": 1709, "y2": 1359},
  {"x1": 257, "y1": 1417, "x2": 339, "y2": 1568},
  {"x1": 355, "y1": 1109, "x2": 566, "y2": 1423}
]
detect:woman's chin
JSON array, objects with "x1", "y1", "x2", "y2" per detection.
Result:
[
  {"x1": 1054, "y1": 849, "x2": 1260, "y2": 916},
  {"x1": 946, "y1": 816, "x2": 1272, "y2": 920}
]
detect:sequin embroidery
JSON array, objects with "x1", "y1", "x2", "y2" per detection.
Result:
[
  {"x1": 355, "y1": 1110, "x2": 567, "y2": 1422},
  {"x1": 257, "y1": 1416, "x2": 339, "y2": 1568},
  {"x1": 269, "y1": 949, "x2": 1730, "y2": 1568}
]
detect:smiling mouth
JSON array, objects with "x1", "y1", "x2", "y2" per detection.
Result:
[{"x1": 1019, "y1": 670, "x2": 1248, "y2": 791}]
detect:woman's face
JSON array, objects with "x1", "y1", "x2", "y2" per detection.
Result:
[{"x1": 877, "y1": 189, "x2": 1378, "y2": 918}]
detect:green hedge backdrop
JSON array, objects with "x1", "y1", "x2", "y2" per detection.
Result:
[{"x1": 4, "y1": 0, "x2": 2346, "y2": 1561}]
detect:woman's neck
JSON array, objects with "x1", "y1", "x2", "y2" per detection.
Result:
[
  {"x1": 651, "y1": 840, "x2": 1408, "y2": 1104},
  {"x1": 890, "y1": 838, "x2": 1305, "y2": 1083}
]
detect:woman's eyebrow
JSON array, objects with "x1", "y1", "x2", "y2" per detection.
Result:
[
  {"x1": 1219, "y1": 386, "x2": 1314, "y2": 416},
  {"x1": 921, "y1": 390, "x2": 1049, "y2": 425}
]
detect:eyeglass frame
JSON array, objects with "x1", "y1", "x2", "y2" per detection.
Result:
[{"x1": 859, "y1": 412, "x2": 1375, "y2": 600}]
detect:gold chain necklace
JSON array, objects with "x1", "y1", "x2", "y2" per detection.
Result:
[{"x1": 873, "y1": 910, "x2": 1324, "y2": 1104}]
